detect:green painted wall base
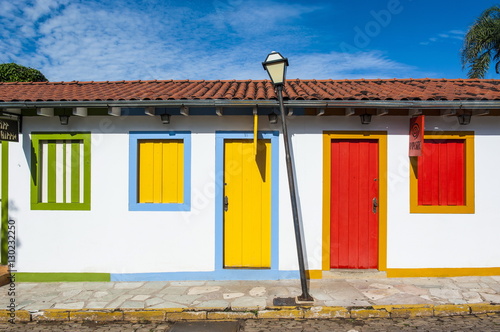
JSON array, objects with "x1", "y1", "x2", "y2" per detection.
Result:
[{"x1": 13, "y1": 273, "x2": 111, "y2": 282}]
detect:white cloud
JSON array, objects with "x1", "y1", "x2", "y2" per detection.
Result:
[
  {"x1": 23, "y1": 0, "x2": 70, "y2": 22},
  {"x1": 421, "y1": 29, "x2": 465, "y2": 45},
  {"x1": 0, "y1": 0, "x2": 429, "y2": 81},
  {"x1": 0, "y1": 0, "x2": 70, "y2": 66},
  {"x1": 288, "y1": 51, "x2": 428, "y2": 80},
  {"x1": 205, "y1": 0, "x2": 319, "y2": 37},
  {"x1": 449, "y1": 29, "x2": 465, "y2": 35}
]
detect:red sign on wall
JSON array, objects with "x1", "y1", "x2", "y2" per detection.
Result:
[{"x1": 409, "y1": 115, "x2": 424, "y2": 156}]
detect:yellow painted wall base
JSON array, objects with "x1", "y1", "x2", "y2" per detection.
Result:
[
  {"x1": 386, "y1": 267, "x2": 500, "y2": 278},
  {"x1": 306, "y1": 270, "x2": 323, "y2": 279}
]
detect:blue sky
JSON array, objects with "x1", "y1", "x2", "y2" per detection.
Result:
[{"x1": 1, "y1": 0, "x2": 499, "y2": 82}]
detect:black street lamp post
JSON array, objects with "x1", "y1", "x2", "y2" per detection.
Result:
[{"x1": 262, "y1": 51, "x2": 313, "y2": 302}]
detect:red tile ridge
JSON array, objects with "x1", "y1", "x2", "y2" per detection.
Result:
[
  {"x1": 1, "y1": 78, "x2": 500, "y2": 102},
  {"x1": 234, "y1": 82, "x2": 247, "y2": 99},
  {"x1": 212, "y1": 81, "x2": 231, "y2": 99},
  {"x1": 1, "y1": 78, "x2": 498, "y2": 86}
]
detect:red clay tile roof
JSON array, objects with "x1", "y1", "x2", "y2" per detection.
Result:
[{"x1": 1, "y1": 78, "x2": 500, "y2": 102}]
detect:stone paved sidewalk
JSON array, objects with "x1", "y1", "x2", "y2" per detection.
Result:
[{"x1": 1, "y1": 276, "x2": 499, "y2": 311}]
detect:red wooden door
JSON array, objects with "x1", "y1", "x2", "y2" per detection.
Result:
[{"x1": 330, "y1": 139, "x2": 378, "y2": 269}]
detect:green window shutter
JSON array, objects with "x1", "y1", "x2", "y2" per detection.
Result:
[{"x1": 31, "y1": 133, "x2": 91, "y2": 210}]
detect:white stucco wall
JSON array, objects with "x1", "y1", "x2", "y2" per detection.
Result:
[
  {"x1": 7, "y1": 114, "x2": 500, "y2": 275},
  {"x1": 386, "y1": 116, "x2": 500, "y2": 268}
]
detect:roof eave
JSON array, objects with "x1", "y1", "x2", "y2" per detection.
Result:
[{"x1": 1, "y1": 99, "x2": 500, "y2": 109}]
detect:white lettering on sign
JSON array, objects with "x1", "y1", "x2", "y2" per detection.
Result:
[
  {"x1": 0, "y1": 131, "x2": 17, "y2": 141},
  {"x1": 0, "y1": 118, "x2": 19, "y2": 142}
]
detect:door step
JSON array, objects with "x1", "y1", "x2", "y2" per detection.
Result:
[{"x1": 323, "y1": 269, "x2": 387, "y2": 279}]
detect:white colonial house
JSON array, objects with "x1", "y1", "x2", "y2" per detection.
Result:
[{"x1": 0, "y1": 78, "x2": 499, "y2": 282}]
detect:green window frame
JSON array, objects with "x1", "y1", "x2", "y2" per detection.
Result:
[{"x1": 31, "y1": 132, "x2": 91, "y2": 210}]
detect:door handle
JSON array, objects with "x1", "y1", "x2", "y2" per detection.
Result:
[
  {"x1": 372, "y1": 197, "x2": 378, "y2": 214},
  {"x1": 224, "y1": 196, "x2": 229, "y2": 211}
]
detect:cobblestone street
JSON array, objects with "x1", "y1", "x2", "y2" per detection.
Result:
[
  {"x1": 243, "y1": 314, "x2": 500, "y2": 331},
  {"x1": 0, "y1": 314, "x2": 499, "y2": 331}
]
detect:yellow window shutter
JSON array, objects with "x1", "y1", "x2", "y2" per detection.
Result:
[{"x1": 138, "y1": 139, "x2": 184, "y2": 204}]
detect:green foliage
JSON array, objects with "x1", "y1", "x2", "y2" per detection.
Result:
[
  {"x1": 0, "y1": 63, "x2": 48, "y2": 82},
  {"x1": 461, "y1": 6, "x2": 500, "y2": 78}
]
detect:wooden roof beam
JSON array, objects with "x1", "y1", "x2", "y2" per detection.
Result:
[
  {"x1": 73, "y1": 107, "x2": 88, "y2": 117},
  {"x1": 409, "y1": 109, "x2": 422, "y2": 116},
  {"x1": 145, "y1": 106, "x2": 155, "y2": 116},
  {"x1": 376, "y1": 108, "x2": 388, "y2": 116},
  {"x1": 108, "y1": 106, "x2": 121, "y2": 116},
  {"x1": 472, "y1": 109, "x2": 489, "y2": 116},
  {"x1": 441, "y1": 109, "x2": 456, "y2": 116},
  {"x1": 37, "y1": 107, "x2": 54, "y2": 117},
  {"x1": 180, "y1": 105, "x2": 189, "y2": 116}
]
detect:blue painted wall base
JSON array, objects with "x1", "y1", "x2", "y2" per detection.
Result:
[{"x1": 111, "y1": 270, "x2": 300, "y2": 281}]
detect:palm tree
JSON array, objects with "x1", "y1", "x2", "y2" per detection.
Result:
[{"x1": 461, "y1": 6, "x2": 500, "y2": 78}]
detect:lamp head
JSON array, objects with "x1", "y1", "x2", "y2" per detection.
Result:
[
  {"x1": 268, "y1": 112, "x2": 278, "y2": 124},
  {"x1": 161, "y1": 114, "x2": 170, "y2": 124},
  {"x1": 59, "y1": 115, "x2": 69, "y2": 125},
  {"x1": 360, "y1": 113, "x2": 372, "y2": 125},
  {"x1": 262, "y1": 51, "x2": 289, "y2": 86},
  {"x1": 457, "y1": 113, "x2": 471, "y2": 125}
]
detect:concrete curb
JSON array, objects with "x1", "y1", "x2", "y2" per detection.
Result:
[{"x1": 1, "y1": 303, "x2": 499, "y2": 323}]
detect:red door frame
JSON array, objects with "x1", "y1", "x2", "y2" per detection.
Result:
[{"x1": 322, "y1": 132, "x2": 387, "y2": 272}]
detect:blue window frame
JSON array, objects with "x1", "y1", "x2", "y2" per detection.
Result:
[{"x1": 129, "y1": 131, "x2": 191, "y2": 211}]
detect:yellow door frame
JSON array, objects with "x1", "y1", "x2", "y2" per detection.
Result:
[{"x1": 322, "y1": 131, "x2": 388, "y2": 271}]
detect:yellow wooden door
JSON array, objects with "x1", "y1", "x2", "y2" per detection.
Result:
[{"x1": 224, "y1": 139, "x2": 271, "y2": 268}]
